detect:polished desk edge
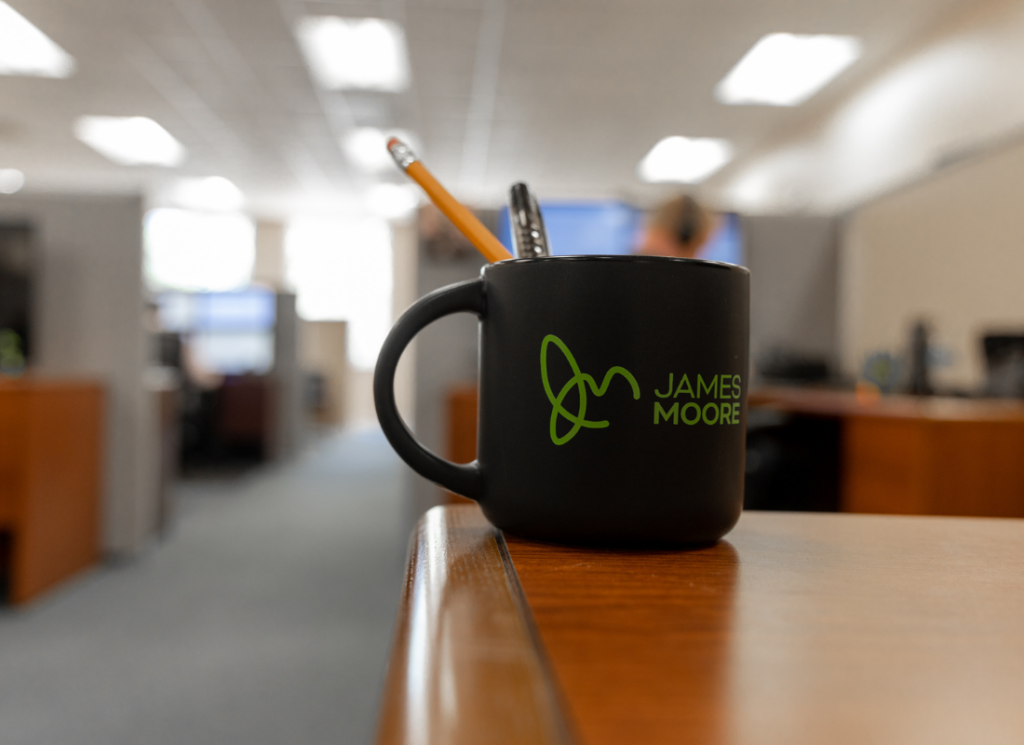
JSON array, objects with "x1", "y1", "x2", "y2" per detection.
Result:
[{"x1": 376, "y1": 505, "x2": 575, "y2": 745}]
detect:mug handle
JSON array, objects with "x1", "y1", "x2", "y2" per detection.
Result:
[{"x1": 374, "y1": 278, "x2": 486, "y2": 501}]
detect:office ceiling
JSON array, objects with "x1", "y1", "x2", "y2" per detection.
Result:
[{"x1": 0, "y1": 0, "x2": 968, "y2": 218}]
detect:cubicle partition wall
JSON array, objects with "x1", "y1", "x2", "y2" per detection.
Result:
[{"x1": 0, "y1": 194, "x2": 157, "y2": 557}]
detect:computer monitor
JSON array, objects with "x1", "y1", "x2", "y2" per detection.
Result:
[{"x1": 155, "y1": 289, "x2": 277, "y2": 375}]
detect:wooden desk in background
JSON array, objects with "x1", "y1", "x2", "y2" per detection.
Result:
[
  {"x1": 378, "y1": 504, "x2": 1024, "y2": 745},
  {"x1": 751, "y1": 387, "x2": 1024, "y2": 517},
  {"x1": 0, "y1": 378, "x2": 104, "y2": 603}
]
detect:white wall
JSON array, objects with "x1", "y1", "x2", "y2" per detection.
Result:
[
  {"x1": 0, "y1": 193, "x2": 157, "y2": 555},
  {"x1": 716, "y1": 0, "x2": 1024, "y2": 215},
  {"x1": 840, "y1": 137, "x2": 1024, "y2": 389}
]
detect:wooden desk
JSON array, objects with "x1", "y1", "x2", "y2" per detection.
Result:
[
  {"x1": 378, "y1": 504, "x2": 1024, "y2": 745},
  {"x1": 0, "y1": 378, "x2": 104, "y2": 603},
  {"x1": 751, "y1": 387, "x2": 1024, "y2": 517}
]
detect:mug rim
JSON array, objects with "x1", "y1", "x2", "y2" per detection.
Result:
[{"x1": 489, "y1": 254, "x2": 749, "y2": 276}]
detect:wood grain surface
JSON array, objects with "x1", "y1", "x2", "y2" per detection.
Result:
[
  {"x1": 842, "y1": 416, "x2": 1024, "y2": 516},
  {"x1": 15, "y1": 381, "x2": 104, "y2": 603},
  {"x1": 444, "y1": 385, "x2": 479, "y2": 506},
  {"x1": 0, "y1": 384, "x2": 28, "y2": 527},
  {"x1": 376, "y1": 505, "x2": 573, "y2": 745},
  {"x1": 749, "y1": 386, "x2": 1024, "y2": 421},
  {"x1": 505, "y1": 510, "x2": 1024, "y2": 745},
  {"x1": 446, "y1": 384, "x2": 478, "y2": 465}
]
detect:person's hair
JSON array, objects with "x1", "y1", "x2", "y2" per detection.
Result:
[{"x1": 649, "y1": 195, "x2": 711, "y2": 250}]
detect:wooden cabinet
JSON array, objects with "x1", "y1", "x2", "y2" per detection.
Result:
[
  {"x1": 0, "y1": 379, "x2": 104, "y2": 603},
  {"x1": 843, "y1": 415, "x2": 1024, "y2": 516}
]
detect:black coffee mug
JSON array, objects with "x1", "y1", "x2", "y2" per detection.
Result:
[{"x1": 374, "y1": 255, "x2": 750, "y2": 546}]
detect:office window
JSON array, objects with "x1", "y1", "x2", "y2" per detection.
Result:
[
  {"x1": 144, "y1": 209, "x2": 256, "y2": 292},
  {"x1": 285, "y1": 218, "x2": 392, "y2": 370}
]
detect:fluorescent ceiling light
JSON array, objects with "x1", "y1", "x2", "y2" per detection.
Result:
[
  {"x1": 0, "y1": 1, "x2": 75, "y2": 78},
  {"x1": 367, "y1": 183, "x2": 419, "y2": 219},
  {"x1": 171, "y1": 176, "x2": 245, "y2": 211},
  {"x1": 637, "y1": 137, "x2": 732, "y2": 183},
  {"x1": 0, "y1": 168, "x2": 25, "y2": 194},
  {"x1": 343, "y1": 127, "x2": 418, "y2": 173},
  {"x1": 296, "y1": 16, "x2": 409, "y2": 92},
  {"x1": 716, "y1": 33, "x2": 861, "y2": 106},
  {"x1": 74, "y1": 116, "x2": 186, "y2": 167}
]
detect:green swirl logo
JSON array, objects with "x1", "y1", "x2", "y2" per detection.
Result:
[{"x1": 540, "y1": 334, "x2": 640, "y2": 445}]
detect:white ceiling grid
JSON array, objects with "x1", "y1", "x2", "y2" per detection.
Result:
[{"x1": 0, "y1": 0, "x2": 966, "y2": 216}]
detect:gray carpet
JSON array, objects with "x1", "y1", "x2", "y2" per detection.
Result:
[{"x1": 0, "y1": 428, "x2": 410, "y2": 745}]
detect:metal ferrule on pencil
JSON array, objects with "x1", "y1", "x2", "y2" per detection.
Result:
[{"x1": 387, "y1": 139, "x2": 418, "y2": 170}]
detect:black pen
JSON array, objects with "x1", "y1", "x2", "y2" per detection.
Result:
[{"x1": 509, "y1": 182, "x2": 551, "y2": 258}]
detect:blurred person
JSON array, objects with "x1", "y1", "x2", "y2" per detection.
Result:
[{"x1": 637, "y1": 194, "x2": 714, "y2": 259}]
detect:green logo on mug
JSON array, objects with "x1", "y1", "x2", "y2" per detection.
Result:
[{"x1": 540, "y1": 334, "x2": 641, "y2": 446}]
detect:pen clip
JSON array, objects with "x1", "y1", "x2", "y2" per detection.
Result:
[{"x1": 509, "y1": 182, "x2": 550, "y2": 259}]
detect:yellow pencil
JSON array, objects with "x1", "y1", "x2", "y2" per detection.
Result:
[{"x1": 387, "y1": 137, "x2": 513, "y2": 263}]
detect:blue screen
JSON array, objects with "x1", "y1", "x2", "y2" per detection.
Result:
[
  {"x1": 696, "y1": 212, "x2": 744, "y2": 266},
  {"x1": 498, "y1": 202, "x2": 743, "y2": 265},
  {"x1": 157, "y1": 288, "x2": 277, "y2": 333},
  {"x1": 498, "y1": 201, "x2": 642, "y2": 256}
]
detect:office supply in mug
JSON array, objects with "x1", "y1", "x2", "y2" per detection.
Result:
[
  {"x1": 509, "y1": 183, "x2": 550, "y2": 258},
  {"x1": 387, "y1": 138, "x2": 512, "y2": 263},
  {"x1": 375, "y1": 255, "x2": 750, "y2": 547}
]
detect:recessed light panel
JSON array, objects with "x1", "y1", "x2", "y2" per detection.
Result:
[
  {"x1": 0, "y1": 1, "x2": 75, "y2": 78},
  {"x1": 637, "y1": 137, "x2": 732, "y2": 183},
  {"x1": 716, "y1": 33, "x2": 861, "y2": 106},
  {"x1": 296, "y1": 16, "x2": 409, "y2": 92},
  {"x1": 0, "y1": 168, "x2": 25, "y2": 194},
  {"x1": 74, "y1": 116, "x2": 186, "y2": 167}
]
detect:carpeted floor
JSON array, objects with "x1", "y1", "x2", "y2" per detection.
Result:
[{"x1": 0, "y1": 427, "x2": 410, "y2": 745}]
